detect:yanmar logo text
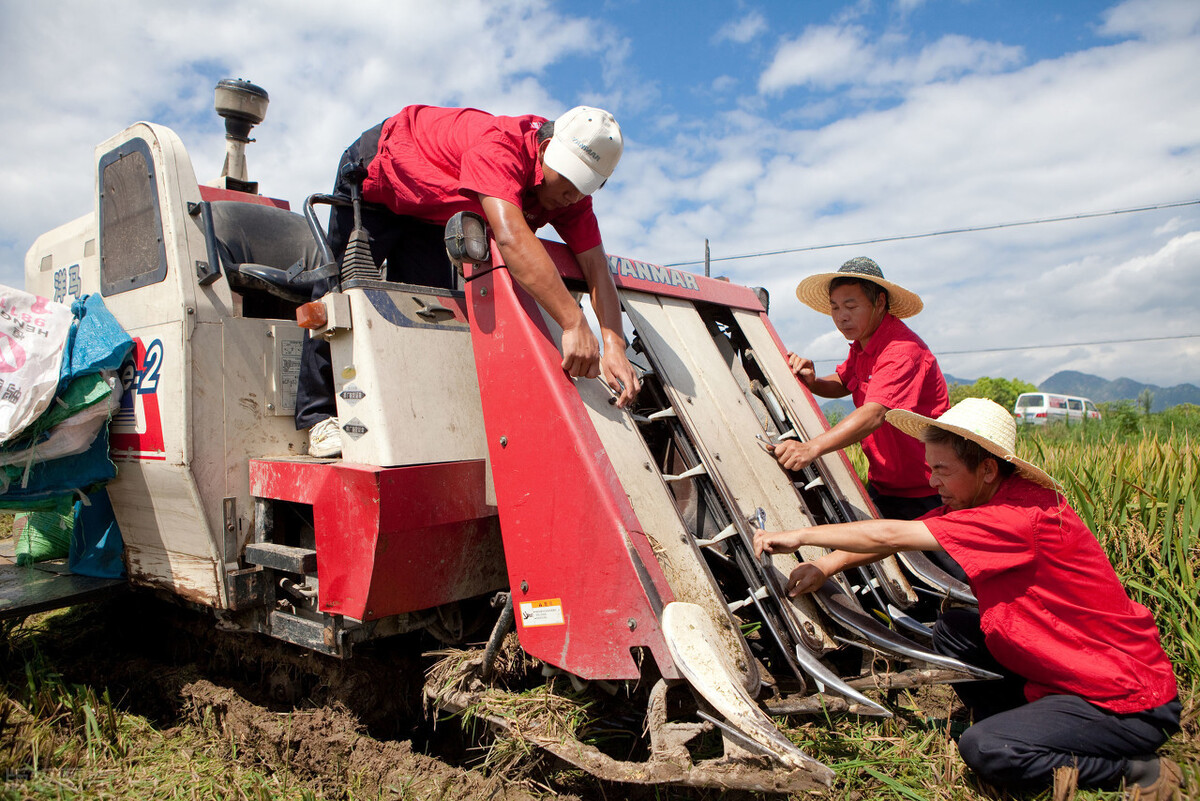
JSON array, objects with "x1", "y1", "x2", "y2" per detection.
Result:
[
  {"x1": 608, "y1": 256, "x2": 700, "y2": 291},
  {"x1": 572, "y1": 136, "x2": 601, "y2": 162}
]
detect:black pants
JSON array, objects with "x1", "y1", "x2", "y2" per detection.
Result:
[
  {"x1": 933, "y1": 607, "x2": 1181, "y2": 790},
  {"x1": 294, "y1": 123, "x2": 456, "y2": 430},
  {"x1": 868, "y1": 486, "x2": 968, "y2": 581}
]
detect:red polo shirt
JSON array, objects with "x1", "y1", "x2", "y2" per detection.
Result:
[
  {"x1": 922, "y1": 476, "x2": 1178, "y2": 713},
  {"x1": 835, "y1": 313, "x2": 948, "y2": 497},
  {"x1": 362, "y1": 106, "x2": 602, "y2": 254}
]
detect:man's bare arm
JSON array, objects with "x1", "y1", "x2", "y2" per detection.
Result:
[
  {"x1": 480, "y1": 195, "x2": 600, "y2": 378},
  {"x1": 754, "y1": 518, "x2": 941, "y2": 558},
  {"x1": 576, "y1": 245, "x2": 641, "y2": 407},
  {"x1": 771, "y1": 401, "x2": 887, "y2": 471}
]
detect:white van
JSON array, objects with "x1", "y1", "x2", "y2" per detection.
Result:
[{"x1": 1013, "y1": 393, "x2": 1102, "y2": 425}]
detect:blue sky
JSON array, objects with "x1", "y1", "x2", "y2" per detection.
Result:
[{"x1": 1, "y1": 0, "x2": 1197, "y2": 388}]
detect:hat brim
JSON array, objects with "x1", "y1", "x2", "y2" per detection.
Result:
[
  {"x1": 795, "y1": 272, "x2": 923, "y2": 319},
  {"x1": 543, "y1": 137, "x2": 606, "y2": 196},
  {"x1": 885, "y1": 408, "x2": 1059, "y2": 490}
]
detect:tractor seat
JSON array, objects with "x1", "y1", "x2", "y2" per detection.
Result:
[{"x1": 209, "y1": 201, "x2": 329, "y2": 304}]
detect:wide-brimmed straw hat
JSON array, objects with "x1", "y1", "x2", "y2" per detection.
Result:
[
  {"x1": 886, "y1": 398, "x2": 1059, "y2": 489},
  {"x1": 795, "y1": 257, "x2": 923, "y2": 319}
]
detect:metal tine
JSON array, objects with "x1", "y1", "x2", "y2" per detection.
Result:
[
  {"x1": 695, "y1": 522, "x2": 737, "y2": 548},
  {"x1": 802, "y1": 476, "x2": 824, "y2": 490},
  {"x1": 888, "y1": 604, "x2": 935, "y2": 641},
  {"x1": 815, "y1": 582, "x2": 1002, "y2": 680},
  {"x1": 662, "y1": 463, "x2": 708, "y2": 482},
  {"x1": 637, "y1": 337, "x2": 886, "y2": 715},
  {"x1": 631, "y1": 408, "x2": 678, "y2": 425},
  {"x1": 727, "y1": 585, "x2": 769, "y2": 613},
  {"x1": 789, "y1": 641, "x2": 891, "y2": 716},
  {"x1": 895, "y1": 551, "x2": 977, "y2": 605},
  {"x1": 745, "y1": 515, "x2": 892, "y2": 715}
]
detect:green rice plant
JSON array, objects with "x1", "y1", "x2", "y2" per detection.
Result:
[{"x1": 1021, "y1": 429, "x2": 1200, "y2": 685}]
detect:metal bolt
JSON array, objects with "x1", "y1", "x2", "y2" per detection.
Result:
[
  {"x1": 520, "y1": 580, "x2": 529, "y2": 593},
  {"x1": 499, "y1": 436, "x2": 508, "y2": 448},
  {"x1": 480, "y1": 287, "x2": 488, "y2": 297},
  {"x1": 266, "y1": 403, "x2": 275, "y2": 411},
  {"x1": 627, "y1": 618, "x2": 637, "y2": 631}
]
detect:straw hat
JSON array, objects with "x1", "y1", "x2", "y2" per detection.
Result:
[
  {"x1": 885, "y1": 398, "x2": 1059, "y2": 489},
  {"x1": 795, "y1": 257, "x2": 923, "y2": 319}
]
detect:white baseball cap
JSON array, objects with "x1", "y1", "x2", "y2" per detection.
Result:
[{"x1": 542, "y1": 106, "x2": 623, "y2": 196}]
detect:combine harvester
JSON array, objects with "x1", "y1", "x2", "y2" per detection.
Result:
[{"x1": 14, "y1": 80, "x2": 993, "y2": 794}]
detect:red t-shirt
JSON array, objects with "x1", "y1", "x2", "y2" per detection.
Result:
[
  {"x1": 361, "y1": 106, "x2": 602, "y2": 254},
  {"x1": 835, "y1": 313, "x2": 949, "y2": 497},
  {"x1": 922, "y1": 476, "x2": 1178, "y2": 713}
]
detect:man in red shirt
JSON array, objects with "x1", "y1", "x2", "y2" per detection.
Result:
[
  {"x1": 772, "y1": 257, "x2": 959, "y2": 577},
  {"x1": 296, "y1": 105, "x2": 641, "y2": 456},
  {"x1": 753, "y1": 399, "x2": 1182, "y2": 797}
]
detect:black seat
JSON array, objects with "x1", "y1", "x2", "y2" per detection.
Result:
[{"x1": 209, "y1": 201, "x2": 328, "y2": 304}]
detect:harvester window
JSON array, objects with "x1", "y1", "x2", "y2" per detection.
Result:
[{"x1": 99, "y1": 139, "x2": 168, "y2": 295}]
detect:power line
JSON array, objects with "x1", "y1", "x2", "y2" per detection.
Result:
[
  {"x1": 665, "y1": 199, "x2": 1200, "y2": 268},
  {"x1": 811, "y1": 333, "x2": 1200, "y2": 365}
]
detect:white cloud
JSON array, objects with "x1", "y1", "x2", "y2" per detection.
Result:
[
  {"x1": 759, "y1": 24, "x2": 1021, "y2": 95},
  {"x1": 2, "y1": 0, "x2": 1197, "y2": 390},
  {"x1": 711, "y1": 75, "x2": 740, "y2": 94},
  {"x1": 0, "y1": 0, "x2": 622, "y2": 285},
  {"x1": 613, "y1": 4, "x2": 1200, "y2": 387},
  {"x1": 759, "y1": 25, "x2": 870, "y2": 93},
  {"x1": 715, "y1": 11, "x2": 769, "y2": 45},
  {"x1": 1099, "y1": 0, "x2": 1200, "y2": 40}
]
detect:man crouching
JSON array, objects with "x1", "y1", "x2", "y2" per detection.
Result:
[{"x1": 754, "y1": 398, "x2": 1183, "y2": 799}]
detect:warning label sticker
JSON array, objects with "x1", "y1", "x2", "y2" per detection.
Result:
[{"x1": 518, "y1": 599, "x2": 565, "y2": 628}]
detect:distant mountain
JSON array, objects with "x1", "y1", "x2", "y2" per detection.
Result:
[
  {"x1": 1039, "y1": 370, "x2": 1200, "y2": 412},
  {"x1": 819, "y1": 398, "x2": 855, "y2": 420}
]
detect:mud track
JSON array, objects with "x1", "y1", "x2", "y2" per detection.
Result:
[{"x1": 2, "y1": 594, "x2": 771, "y2": 800}]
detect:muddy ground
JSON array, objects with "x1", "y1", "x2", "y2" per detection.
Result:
[{"x1": 1, "y1": 593, "x2": 787, "y2": 800}]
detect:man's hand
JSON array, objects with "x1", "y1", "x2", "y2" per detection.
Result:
[
  {"x1": 601, "y1": 344, "x2": 641, "y2": 408},
  {"x1": 769, "y1": 439, "x2": 823, "y2": 472},
  {"x1": 560, "y1": 320, "x2": 601, "y2": 379},
  {"x1": 753, "y1": 527, "x2": 804, "y2": 558},
  {"x1": 787, "y1": 353, "x2": 816, "y2": 386},
  {"x1": 785, "y1": 562, "x2": 828, "y2": 597}
]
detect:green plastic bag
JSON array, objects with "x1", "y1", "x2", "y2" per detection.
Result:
[{"x1": 14, "y1": 497, "x2": 75, "y2": 565}]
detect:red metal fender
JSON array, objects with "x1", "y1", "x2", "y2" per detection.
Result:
[
  {"x1": 248, "y1": 459, "x2": 507, "y2": 621},
  {"x1": 464, "y1": 263, "x2": 679, "y2": 682}
]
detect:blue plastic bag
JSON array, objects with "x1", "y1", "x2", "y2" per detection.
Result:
[{"x1": 69, "y1": 488, "x2": 125, "y2": 579}]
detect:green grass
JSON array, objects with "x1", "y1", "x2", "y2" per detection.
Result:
[
  {"x1": 0, "y1": 632, "x2": 327, "y2": 800},
  {"x1": 1, "y1": 416, "x2": 1197, "y2": 799}
]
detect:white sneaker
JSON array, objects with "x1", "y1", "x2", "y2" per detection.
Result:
[{"x1": 308, "y1": 417, "x2": 342, "y2": 458}]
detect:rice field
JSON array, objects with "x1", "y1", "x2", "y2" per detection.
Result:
[{"x1": 0, "y1": 412, "x2": 1196, "y2": 799}]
